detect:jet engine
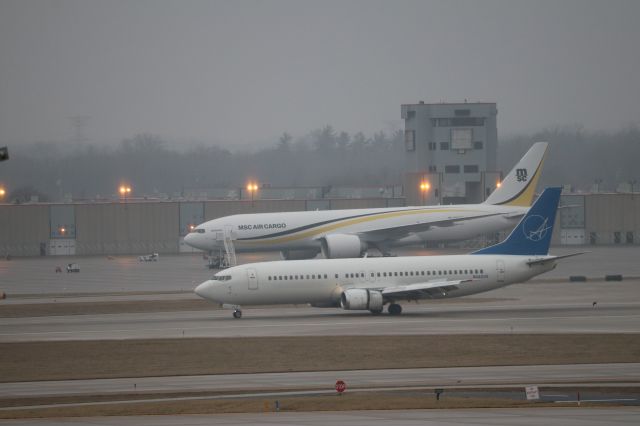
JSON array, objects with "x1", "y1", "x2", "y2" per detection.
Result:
[
  {"x1": 340, "y1": 289, "x2": 383, "y2": 313},
  {"x1": 320, "y1": 234, "x2": 365, "y2": 258},
  {"x1": 280, "y1": 248, "x2": 320, "y2": 260}
]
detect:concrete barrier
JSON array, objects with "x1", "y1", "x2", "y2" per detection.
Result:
[{"x1": 605, "y1": 274, "x2": 623, "y2": 281}]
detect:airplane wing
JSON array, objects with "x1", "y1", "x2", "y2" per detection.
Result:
[
  {"x1": 360, "y1": 279, "x2": 472, "y2": 299},
  {"x1": 357, "y1": 213, "x2": 505, "y2": 242}
]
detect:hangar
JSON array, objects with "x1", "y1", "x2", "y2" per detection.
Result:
[{"x1": 0, "y1": 192, "x2": 638, "y2": 257}]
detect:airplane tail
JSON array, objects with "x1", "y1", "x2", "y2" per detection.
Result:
[
  {"x1": 473, "y1": 187, "x2": 561, "y2": 256},
  {"x1": 484, "y1": 142, "x2": 548, "y2": 207}
]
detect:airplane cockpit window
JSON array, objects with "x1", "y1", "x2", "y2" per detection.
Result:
[
  {"x1": 192, "y1": 228, "x2": 205, "y2": 234},
  {"x1": 211, "y1": 275, "x2": 231, "y2": 281}
]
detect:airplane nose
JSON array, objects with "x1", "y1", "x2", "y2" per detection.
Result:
[
  {"x1": 194, "y1": 281, "x2": 211, "y2": 299},
  {"x1": 195, "y1": 280, "x2": 221, "y2": 303},
  {"x1": 184, "y1": 232, "x2": 196, "y2": 246},
  {"x1": 184, "y1": 232, "x2": 206, "y2": 250}
]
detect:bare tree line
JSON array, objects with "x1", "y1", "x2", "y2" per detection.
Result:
[{"x1": 1, "y1": 125, "x2": 638, "y2": 202}]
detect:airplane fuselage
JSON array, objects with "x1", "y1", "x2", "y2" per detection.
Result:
[
  {"x1": 194, "y1": 253, "x2": 555, "y2": 307},
  {"x1": 186, "y1": 204, "x2": 526, "y2": 253}
]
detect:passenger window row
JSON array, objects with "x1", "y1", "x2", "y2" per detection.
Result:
[
  {"x1": 268, "y1": 274, "x2": 329, "y2": 281},
  {"x1": 375, "y1": 268, "x2": 483, "y2": 277},
  {"x1": 266, "y1": 269, "x2": 485, "y2": 282}
]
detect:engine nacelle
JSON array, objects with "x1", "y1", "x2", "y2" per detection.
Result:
[
  {"x1": 280, "y1": 248, "x2": 320, "y2": 260},
  {"x1": 340, "y1": 289, "x2": 383, "y2": 312},
  {"x1": 320, "y1": 234, "x2": 365, "y2": 258}
]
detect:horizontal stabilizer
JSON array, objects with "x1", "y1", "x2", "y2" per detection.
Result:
[{"x1": 526, "y1": 252, "x2": 587, "y2": 266}]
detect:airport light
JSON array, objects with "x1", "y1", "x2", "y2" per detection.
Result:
[
  {"x1": 496, "y1": 181, "x2": 502, "y2": 188},
  {"x1": 188, "y1": 224, "x2": 195, "y2": 232},
  {"x1": 246, "y1": 182, "x2": 259, "y2": 203},
  {"x1": 60, "y1": 227, "x2": 66, "y2": 236},
  {"x1": 119, "y1": 184, "x2": 132, "y2": 201},
  {"x1": 419, "y1": 181, "x2": 430, "y2": 205},
  {"x1": 0, "y1": 187, "x2": 5, "y2": 199}
]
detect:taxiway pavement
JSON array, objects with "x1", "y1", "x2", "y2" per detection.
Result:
[
  {"x1": 2, "y1": 364, "x2": 639, "y2": 399},
  {"x1": 1, "y1": 408, "x2": 639, "y2": 426}
]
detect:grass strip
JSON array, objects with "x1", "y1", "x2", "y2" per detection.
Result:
[{"x1": 2, "y1": 334, "x2": 639, "y2": 382}]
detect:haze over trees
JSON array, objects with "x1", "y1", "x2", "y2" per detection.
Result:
[{"x1": 1, "y1": 125, "x2": 638, "y2": 202}]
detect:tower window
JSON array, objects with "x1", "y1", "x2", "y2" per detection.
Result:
[{"x1": 405, "y1": 130, "x2": 415, "y2": 151}]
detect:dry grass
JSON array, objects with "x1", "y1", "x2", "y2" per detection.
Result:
[{"x1": 2, "y1": 334, "x2": 639, "y2": 382}]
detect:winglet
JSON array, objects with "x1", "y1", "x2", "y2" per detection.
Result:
[
  {"x1": 484, "y1": 142, "x2": 548, "y2": 207},
  {"x1": 473, "y1": 187, "x2": 561, "y2": 256}
]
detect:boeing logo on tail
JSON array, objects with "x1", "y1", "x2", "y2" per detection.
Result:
[{"x1": 522, "y1": 215, "x2": 551, "y2": 242}]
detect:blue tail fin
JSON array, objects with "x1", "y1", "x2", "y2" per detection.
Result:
[{"x1": 473, "y1": 187, "x2": 561, "y2": 256}]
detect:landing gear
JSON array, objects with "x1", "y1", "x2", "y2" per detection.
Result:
[
  {"x1": 388, "y1": 303, "x2": 402, "y2": 315},
  {"x1": 232, "y1": 309, "x2": 242, "y2": 319},
  {"x1": 369, "y1": 308, "x2": 383, "y2": 315}
]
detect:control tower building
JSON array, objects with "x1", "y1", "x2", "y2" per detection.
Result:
[{"x1": 402, "y1": 101, "x2": 500, "y2": 205}]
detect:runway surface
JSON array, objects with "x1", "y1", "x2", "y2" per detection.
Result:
[
  {"x1": 2, "y1": 364, "x2": 639, "y2": 399},
  {"x1": 2, "y1": 408, "x2": 639, "y2": 426},
  {"x1": 2, "y1": 280, "x2": 639, "y2": 341}
]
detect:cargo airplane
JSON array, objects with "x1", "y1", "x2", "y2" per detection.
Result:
[
  {"x1": 195, "y1": 187, "x2": 580, "y2": 318},
  {"x1": 185, "y1": 142, "x2": 548, "y2": 259}
]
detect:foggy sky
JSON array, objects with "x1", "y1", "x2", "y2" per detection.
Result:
[{"x1": 1, "y1": 0, "x2": 639, "y2": 150}]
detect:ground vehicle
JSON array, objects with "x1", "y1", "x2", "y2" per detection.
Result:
[
  {"x1": 66, "y1": 263, "x2": 80, "y2": 272},
  {"x1": 139, "y1": 253, "x2": 159, "y2": 262}
]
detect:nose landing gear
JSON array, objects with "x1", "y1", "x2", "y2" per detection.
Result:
[{"x1": 232, "y1": 309, "x2": 242, "y2": 319}]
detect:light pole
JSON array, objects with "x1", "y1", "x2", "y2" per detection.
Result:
[
  {"x1": 419, "y1": 180, "x2": 430, "y2": 205},
  {"x1": 119, "y1": 184, "x2": 132, "y2": 202},
  {"x1": 246, "y1": 182, "x2": 258, "y2": 207}
]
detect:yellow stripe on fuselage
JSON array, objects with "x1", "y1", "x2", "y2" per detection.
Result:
[{"x1": 240, "y1": 208, "x2": 486, "y2": 245}]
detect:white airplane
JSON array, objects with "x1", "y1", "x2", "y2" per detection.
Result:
[
  {"x1": 195, "y1": 187, "x2": 580, "y2": 318},
  {"x1": 185, "y1": 142, "x2": 548, "y2": 259}
]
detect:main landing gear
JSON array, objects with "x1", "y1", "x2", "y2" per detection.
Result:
[
  {"x1": 388, "y1": 303, "x2": 402, "y2": 315},
  {"x1": 232, "y1": 309, "x2": 242, "y2": 319}
]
